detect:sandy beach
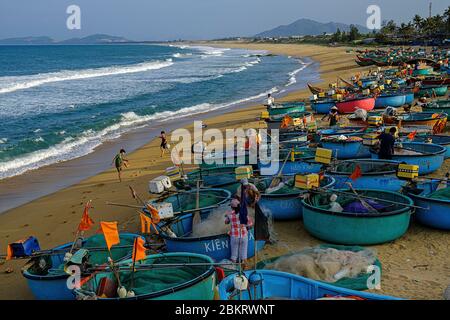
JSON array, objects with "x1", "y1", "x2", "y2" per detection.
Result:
[{"x1": 0, "y1": 42, "x2": 448, "y2": 300}]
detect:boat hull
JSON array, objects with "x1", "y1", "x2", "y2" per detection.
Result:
[
  {"x1": 374, "y1": 94, "x2": 406, "y2": 108},
  {"x1": 336, "y1": 97, "x2": 375, "y2": 114},
  {"x1": 321, "y1": 141, "x2": 371, "y2": 159},
  {"x1": 311, "y1": 100, "x2": 335, "y2": 114}
]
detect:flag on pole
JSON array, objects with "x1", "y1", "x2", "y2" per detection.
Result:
[
  {"x1": 146, "y1": 204, "x2": 161, "y2": 224},
  {"x1": 100, "y1": 221, "x2": 120, "y2": 251},
  {"x1": 139, "y1": 212, "x2": 158, "y2": 235},
  {"x1": 132, "y1": 237, "x2": 146, "y2": 263},
  {"x1": 349, "y1": 165, "x2": 362, "y2": 181},
  {"x1": 407, "y1": 130, "x2": 417, "y2": 140},
  {"x1": 78, "y1": 201, "x2": 94, "y2": 231},
  {"x1": 280, "y1": 115, "x2": 292, "y2": 129},
  {"x1": 5, "y1": 244, "x2": 13, "y2": 261}
]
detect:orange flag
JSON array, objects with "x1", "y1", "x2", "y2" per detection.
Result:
[
  {"x1": 349, "y1": 165, "x2": 362, "y2": 181},
  {"x1": 100, "y1": 221, "x2": 120, "y2": 250},
  {"x1": 140, "y1": 212, "x2": 159, "y2": 235},
  {"x1": 407, "y1": 130, "x2": 417, "y2": 140},
  {"x1": 146, "y1": 204, "x2": 161, "y2": 224},
  {"x1": 281, "y1": 116, "x2": 292, "y2": 129},
  {"x1": 132, "y1": 237, "x2": 146, "y2": 263},
  {"x1": 5, "y1": 244, "x2": 13, "y2": 261},
  {"x1": 78, "y1": 201, "x2": 94, "y2": 231}
]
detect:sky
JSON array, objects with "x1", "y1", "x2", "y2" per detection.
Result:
[{"x1": 0, "y1": 0, "x2": 448, "y2": 41}]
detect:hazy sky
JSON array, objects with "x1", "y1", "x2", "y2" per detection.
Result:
[{"x1": 0, "y1": 0, "x2": 448, "y2": 40}]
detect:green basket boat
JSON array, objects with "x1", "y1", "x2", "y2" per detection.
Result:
[
  {"x1": 301, "y1": 189, "x2": 413, "y2": 245},
  {"x1": 74, "y1": 253, "x2": 216, "y2": 300},
  {"x1": 416, "y1": 85, "x2": 448, "y2": 97},
  {"x1": 256, "y1": 244, "x2": 382, "y2": 291},
  {"x1": 268, "y1": 102, "x2": 306, "y2": 118},
  {"x1": 422, "y1": 100, "x2": 450, "y2": 120}
]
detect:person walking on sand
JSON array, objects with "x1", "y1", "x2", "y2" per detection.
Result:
[
  {"x1": 322, "y1": 106, "x2": 340, "y2": 127},
  {"x1": 158, "y1": 131, "x2": 169, "y2": 157},
  {"x1": 225, "y1": 199, "x2": 253, "y2": 267},
  {"x1": 112, "y1": 149, "x2": 129, "y2": 182},
  {"x1": 266, "y1": 93, "x2": 275, "y2": 107}
]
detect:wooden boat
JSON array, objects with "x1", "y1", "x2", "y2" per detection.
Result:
[
  {"x1": 173, "y1": 166, "x2": 241, "y2": 194},
  {"x1": 74, "y1": 253, "x2": 217, "y2": 300},
  {"x1": 320, "y1": 136, "x2": 371, "y2": 159},
  {"x1": 336, "y1": 96, "x2": 375, "y2": 113},
  {"x1": 374, "y1": 92, "x2": 406, "y2": 108},
  {"x1": 265, "y1": 112, "x2": 313, "y2": 131},
  {"x1": 268, "y1": 102, "x2": 306, "y2": 117},
  {"x1": 382, "y1": 112, "x2": 448, "y2": 133},
  {"x1": 416, "y1": 84, "x2": 448, "y2": 97},
  {"x1": 311, "y1": 99, "x2": 335, "y2": 114},
  {"x1": 411, "y1": 135, "x2": 450, "y2": 158},
  {"x1": 158, "y1": 211, "x2": 265, "y2": 262},
  {"x1": 407, "y1": 180, "x2": 450, "y2": 230},
  {"x1": 319, "y1": 126, "x2": 367, "y2": 137},
  {"x1": 218, "y1": 270, "x2": 400, "y2": 300},
  {"x1": 307, "y1": 83, "x2": 324, "y2": 95},
  {"x1": 409, "y1": 76, "x2": 450, "y2": 86},
  {"x1": 254, "y1": 175, "x2": 335, "y2": 220},
  {"x1": 370, "y1": 142, "x2": 446, "y2": 175},
  {"x1": 301, "y1": 189, "x2": 413, "y2": 245},
  {"x1": 355, "y1": 59, "x2": 374, "y2": 67},
  {"x1": 422, "y1": 100, "x2": 450, "y2": 119},
  {"x1": 327, "y1": 159, "x2": 407, "y2": 191},
  {"x1": 22, "y1": 233, "x2": 140, "y2": 300}
]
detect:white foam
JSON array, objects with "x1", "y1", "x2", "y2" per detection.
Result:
[
  {"x1": 285, "y1": 60, "x2": 311, "y2": 87},
  {"x1": 0, "y1": 138, "x2": 7, "y2": 144},
  {"x1": 0, "y1": 60, "x2": 174, "y2": 94},
  {"x1": 172, "y1": 53, "x2": 193, "y2": 58}
]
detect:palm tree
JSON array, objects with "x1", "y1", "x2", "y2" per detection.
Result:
[{"x1": 413, "y1": 14, "x2": 423, "y2": 33}]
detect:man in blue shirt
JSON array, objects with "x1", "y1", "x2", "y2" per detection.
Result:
[{"x1": 378, "y1": 127, "x2": 397, "y2": 159}]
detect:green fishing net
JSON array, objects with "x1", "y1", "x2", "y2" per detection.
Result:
[{"x1": 429, "y1": 187, "x2": 450, "y2": 200}]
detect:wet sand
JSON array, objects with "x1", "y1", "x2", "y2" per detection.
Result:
[{"x1": 0, "y1": 42, "x2": 448, "y2": 300}]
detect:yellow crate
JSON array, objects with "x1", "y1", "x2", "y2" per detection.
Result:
[
  {"x1": 295, "y1": 174, "x2": 319, "y2": 189},
  {"x1": 318, "y1": 92, "x2": 326, "y2": 98},
  {"x1": 235, "y1": 165, "x2": 253, "y2": 180},
  {"x1": 261, "y1": 111, "x2": 270, "y2": 119},
  {"x1": 385, "y1": 79, "x2": 392, "y2": 85},
  {"x1": 293, "y1": 117, "x2": 303, "y2": 126},
  {"x1": 362, "y1": 133, "x2": 380, "y2": 146},
  {"x1": 368, "y1": 116, "x2": 383, "y2": 126},
  {"x1": 315, "y1": 148, "x2": 332, "y2": 164},
  {"x1": 165, "y1": 166, "x2": 181, "y2": 181},
  {"x1": 330, "y1": 82, "x2": 337, "y2": 88},
  {"x1": 362, "y1": 89, "x2": 370, "y2": 95},
  {"x1": 397, "y1": 164, "x2": 419, "y2": 179},
  {"x1": 332, "y1": 94, "x2": 343, "y2": 101},
  {"x1": 378, "y1": 84, "x2": 385, "y2": 91}
]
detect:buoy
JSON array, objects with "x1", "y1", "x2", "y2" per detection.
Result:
[
  {"x1": 126, "y1": 290, "x2": 135, "y2": 298},
  {"x1": 117, "y1": 286, "x2": 127, "y2": 298},
  {"x1": 233, "y1": 274, "x2": 249, "y2": 291}
]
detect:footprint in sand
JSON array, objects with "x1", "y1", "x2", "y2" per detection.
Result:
[
  {"x1": 96, "y1": 183, "x2": 105, "y2": 187},
  {"x1": 45, "y1": 214, "x2": 53, "y2": 218},
  {"x1": 82, "y1": 191, "x2": 92, "y2": 194},
  {"x1": 22, "y1": 224, "x2": 29, "y2": 228}
]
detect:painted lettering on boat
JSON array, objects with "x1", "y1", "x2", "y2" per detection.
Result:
[{"x1": 203, "y1": 232, "x2": 254, "y2": 252}]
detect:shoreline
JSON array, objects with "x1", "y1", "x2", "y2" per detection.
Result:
[{"x1": 1, "y1": 42, "x2": 448, "y2": 300}]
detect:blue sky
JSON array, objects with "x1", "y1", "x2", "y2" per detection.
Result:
[{"x1": 0, "y1": 0, "x2": 447, "y2": 40}]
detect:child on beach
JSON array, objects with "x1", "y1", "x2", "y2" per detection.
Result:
[
  {"x1": 112, "y1": 149, "x2": 129, "y2": 182},
  {"x1": 225, "y1": 199, "x2": 253, "y2": 267},
  {"x1": 158, "y1": 131, "x2": 169, "y2": 157}
]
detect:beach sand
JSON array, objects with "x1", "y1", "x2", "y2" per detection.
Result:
[{"x1": 0, "y1": 42, "x2": 448, "y2": 300}]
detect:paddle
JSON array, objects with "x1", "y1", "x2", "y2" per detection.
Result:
[
  {"x1": 192, "y1": 180, "x2": 202, "y2": 227},
  {"x1": 345, "y1": 182, "x2": 379, "y2": 214},
  {"x1": 269, "y1": 149, "x2": 292, "y2": 188}
]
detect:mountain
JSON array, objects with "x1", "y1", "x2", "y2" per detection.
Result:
[
  {"x1": 255, "y1": 18, "x2": 370, "y2": 37},
  {"x1": 0, "y1": 34, "x2": 131, "y2": 45},
  {"x1": 0, "y1": 36, "x2": 56, "y2": 45}
]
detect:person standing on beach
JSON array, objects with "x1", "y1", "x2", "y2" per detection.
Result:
[
  {"x1": 236, "y1": 178, "x2": 261, "y2": 209},
  {"x1": 322, "y1": 106, "x2": 340, "y2": 127},
  {"x1": 225, "y1": 198, "x2": 253, "y2": 267},
  {"x1": 377, "y1": 127, "x2": 397, "y2": 160},
  {"x1": 112, "y1": 149, "x2": 129, "y2": 182},
  {"x1": 266, "y1": 93, "x2": 275, "y2": 107},
  {"x1": 158, "y1": 131, "x2": 169, "y2": 157}
]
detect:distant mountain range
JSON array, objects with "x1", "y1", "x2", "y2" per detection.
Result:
[
  {"x1": 255, "y1": 18, "x2": 370, "y2": 37},
  {"x1": 0, "y1": 34, "x2": 131, "y2": 45}
]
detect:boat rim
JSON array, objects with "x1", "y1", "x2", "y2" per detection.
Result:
[{"x1": 327, "y1": 159, "x2": 401, "y2": 176}]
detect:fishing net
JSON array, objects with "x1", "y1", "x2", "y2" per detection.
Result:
[
  {"x1": 262, "y1": 246, "x2": 378, "y2": 286},
  {"x1": 160, "y1": 190, "x2": 229, "y2": 212},
  {"x1": 83, "y1": 234, "x2": 136, "y2": 265},
  {"x1": 190, "y1": 204, "x2": 232, "y2": 237},
  {"x1": 429, "y1": 187, "x2": 450, "y2": 200}
]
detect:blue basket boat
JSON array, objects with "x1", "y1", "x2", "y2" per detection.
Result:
[
  {"x1": 321, "y1": 137, "x2": 371, "y2": 159},
  {"x1": 411, "y1": 135, "x2": 450, "y2": 159},
  {"x1": 328, "y1": 159, "x2": 407, "y2": 191},
  {"x1": 407, "y1": 180, "x2": 450, "y2": 230},
  {"x1": 311, "y1": 99, "x2": 336, "y2": 114},
  {"x1": 258, "y1": 148, "x2": 323, "y2": 176},
  {"x1": 218, "y1": 270, "x2": 400, "y2": 300},
  {"x1": 374, "y1": 93, "x2": 406, "y2": 108}
]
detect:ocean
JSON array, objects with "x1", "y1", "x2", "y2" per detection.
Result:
[{"x1": 0, "y1": 44, "x2": 320, "y2": 180}]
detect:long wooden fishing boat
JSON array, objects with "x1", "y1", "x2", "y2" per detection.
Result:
[
  {"x1": 382, "y1": 112, "x2": 448, "y2": 133},
  {"x1": 267, "y1": 102, "x2": 306, "y2": 117},
  {"x1": 422, "y1": 100, "x2": 450, "y2": 120},
  {"x1": 307, "y1": 83, "x2": 324, "y2": 95},
  {"x1": 407, "y1": 180, "x2": 450, "y2": 230},
  {"x1": 218, "y1": 270, "x2": 400, "y2": 300},
  {"x1": 355, "y1": 59, "x2": 374, "y2": 67},
  {"x1": 301, "y1": 189, "x2": 413, "y2": 245},
  {"x1": 336, "y1": 96, "x2": 375, "y2": 113},
  {"x1": 311, "y1": 99, "x2": 336, "y2": 114},
  {"x1": 254, "y1": 175, "x2": 335, "y2": 220},
  {"x1": 74, "y1": 253, "x2": 217, "y2": 300},
  {"x1": 327, "y1": 159, "x2": 407, "y2": 191},
  {"x1": 370, "y1": 142, "x2": 446, "y2": 175},
  {"x1": 21, "y1": 233, "x2": 140, "y2": 300}
]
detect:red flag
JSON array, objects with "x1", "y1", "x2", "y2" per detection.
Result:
[
  {"x1": 100, "y1": 221, "x2": 120, "y2": 251},
  {"x1": 78, "y1": 201, "x2": 94, "y2": 231},
  {"x1": 349, "y1": 165, "x2": 362, "y2": 181},
  {"x1": 132, "y1": 237, "x2": 146, "y2": 263},
  {"x1": 281, "y1": 116, "x2": 292, "y2": 128},
  {"x1": 407, "y1": 130, "x2": 417, "y2": 140}
]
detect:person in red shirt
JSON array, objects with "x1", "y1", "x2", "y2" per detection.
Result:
[{"x1": 225, "y1": 199, "x2": 253, "y2": 265}]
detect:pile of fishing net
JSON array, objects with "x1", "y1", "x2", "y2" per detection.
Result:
[
  {"x1": 429, "y1": 186, "x2": 450, "y2": 200},
  {"x1": 263, "y1": 246, "x2": 377, "y2": 283},
  {"x1": 254, "y1": 177, "x2": 298, "y2": 195}
]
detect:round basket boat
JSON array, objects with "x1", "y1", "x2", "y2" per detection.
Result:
[
  {"x1": 327, "y1": 159, "x2": 407, "y2": 191},
  {"x1": 22, "y1": 233, "x2": 140, "y2": 300},
  {"x1": 412, "y1": 135, "x2": 450, "y2": 159},
  {"x1": 320, "y1": 137, "x2": 371, "y2": 159},
  {"x1": 407, "y1": 180, "x2": 450, "y2": 230},
  {"x1": 74, "y1": 252, "x2": 216, "y2": 300},
  {"x1": 258, "y1": 148, "x2": 324, "y2": 176},
  {"x1": 301, "y1": 189, "x2": 413, "y2": 245},
  {"x1": 268, "y1": 102, "x2": 306, "y2": 118},
  {"x1": 370, "y1": 142, "x2": 446, "y2": 175},
  {"x1": 374, "y1": 93, "x2": 406, "y2": 108},
  {"x1": 253, "y1": 175, "x2": 335, "y2": 220}
]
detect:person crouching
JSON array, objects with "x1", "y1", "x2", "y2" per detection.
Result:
[{"x1": 225, "y1": 199, "x2": 253, "y2": 268}]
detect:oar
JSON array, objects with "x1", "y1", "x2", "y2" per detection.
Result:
[
  {"x1": 313, "y1": 188, "x2": 429, "y2": 210},
  {"x1": 269, "y1": 149, "x2": 292, "y2": 188},
  {"x1": 192, "y1": 180, "x2": 201, "y2": 227},
  {"x1": 345, "y1": 182, "x2": 379, "y2": 213}
]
